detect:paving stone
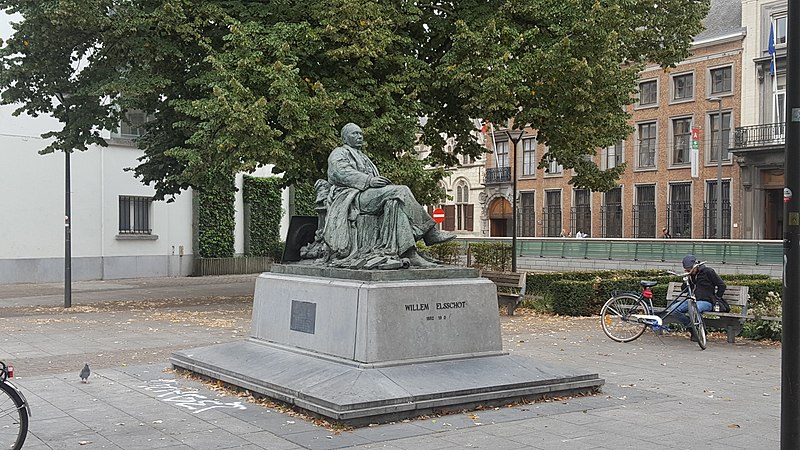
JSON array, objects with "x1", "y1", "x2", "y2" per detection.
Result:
[{"x1": 0, "y1": 274, "x2": 782, "y2": 450}]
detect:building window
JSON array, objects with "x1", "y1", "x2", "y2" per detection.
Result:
[
  {"x1": 119, "y1": 196, "x2": 152, "y2": 234},
  {"x1": 637, "y1": 122, "x2": 657, "y2": 169},
  {"x1": 709, "y1": 111, "x2": 732, "y2": 162},
  {"x1": 638, "y1": 79, "x2": 658, "y2": 106},
  {"x1": 774, "y1": 15, "x2": 787, "y2": 47},
  {"x1": 545, "y1": 151, "x2": 562, "y2": 175},
  {"x1": 633, "y1": 185, "x2": 656, "y2": 238},
  {"x1": 704, "y1": 180, "x2": 731, "y2": 239},
  {"x1": 774, "y1": 73, "x2": 787, "y2": 125},
  {"x1": 667, "y1": 183, "x2": 692, "y2": 238},
  {"x1": 604, "y1": 141, "x2": 623, "y2": 169},
  {"x1": 571, "y1": 189, "x2": 591, "y2": 237},
  {"x1": 520, "y1": 192, "x2": 536, "y2": 237},
  {"x1": 113, "y1": 110, "x2": 152, "y2": 139},
  {"x1": 709, "y1": 66, "x2": 732, "y2": 95},
  {"x1": 495, "y1": 140, "x2": 509, "y2": 168},
  {"x1": 671, "y1": 117, "x2": 692, "y2": 166},
  {"x1": 455, "y1": 181, "x2": 474, "y2": 231},
  {"x1": 671, "y1": 73, "x2": 694, "y2": 101},
  {"x1": 601, "y1": 187, "x2": 622, "y2": 238},
  {"x1": 543, "y1": 190, "x2": 562, "y2": 237},
  {"x1": 522, "y1": 138, "x2": 536, "y2": 176}
]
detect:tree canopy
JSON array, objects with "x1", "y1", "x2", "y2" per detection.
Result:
[{"x1": 0, "y1": 0, "x2": 709, "y2": 202}]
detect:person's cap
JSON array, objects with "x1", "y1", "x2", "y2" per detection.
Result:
[{"x1": 682, "y1": 254, "x2": 697, "y2": 269}]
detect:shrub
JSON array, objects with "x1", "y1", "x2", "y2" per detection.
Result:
[
  {"x1": 417, "y1": 240, "x2": 461, "y2": 265},
  {"x1": 742, "y1": 291, "x2": 782, "y2": 341},
  {"x1": 197, "y1": 174, "x2": 236, "y2": 258},
  {"x1": 548, "y1": 280, "x2": 595, "y2": 316},
  {"x1": 468, "y1": 242, "x2": 511, "y2": 272},
  {"x1": 243, "y1": 176, "x2": 283, "y2": 257}
]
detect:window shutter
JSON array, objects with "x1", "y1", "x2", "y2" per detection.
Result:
[
  {"x1": 443, "y1": 205, "x2": 456, "y2": 231},
  {"x1": 427, "y1": 205, "x2": 433, "y2": 216},
  {"x1": 465, "y1": 204, "x2": 474, "y2": 231}
]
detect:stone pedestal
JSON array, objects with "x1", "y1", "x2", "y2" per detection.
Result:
[
  {"x1": 250, "y1": 272, "x2": 503, "y2": 365},
  {"x1": 172, "y1": 265, "x2": 604, "y2": 424}
]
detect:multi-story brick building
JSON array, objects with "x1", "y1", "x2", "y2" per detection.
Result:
[{"x1": 483, "y1": 0, "x2": 746, "y2": 240}]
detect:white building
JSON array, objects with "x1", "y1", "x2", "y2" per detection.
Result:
[
  {"x1": 416, "y1": 130, "x2": 486, "y2": 237},
  {"x1": 0, "y1": 13, "x2": 290, "y2": 284}
]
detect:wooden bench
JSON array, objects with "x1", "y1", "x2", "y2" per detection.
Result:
[
  {"x1": 665, "y1": 282, "x2": 750, "y2": 343},
  {"x1": 481, "y1": 271, "x2": 526, "y2": 316}
]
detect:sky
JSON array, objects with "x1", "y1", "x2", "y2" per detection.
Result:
[{"x1": 1, "y1": 10, "x2": 19, "y2": 41}]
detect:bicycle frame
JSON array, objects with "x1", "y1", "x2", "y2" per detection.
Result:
[{"x1": 615, "y1": 270, "x2": 698, "y2": 330}]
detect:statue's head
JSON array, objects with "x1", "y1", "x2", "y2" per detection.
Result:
[{"x1": 341, "y1": 123, "x2": 363, "y2": 149}]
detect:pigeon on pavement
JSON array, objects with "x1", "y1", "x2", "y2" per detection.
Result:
[{"x1": 80, "y1": 363, "x2": 90, "y2": 383}]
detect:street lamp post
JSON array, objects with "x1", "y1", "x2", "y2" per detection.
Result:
[
  {"x1": 505, "y1": 129, "x2": 524, "y2": 273},
  {"x1": 710, "y1": 97, "x2": 724, "y2": 239},
  {"x1": 57, "y1": 93, "x2": 72, "y2": 308},
  {"x1": 65, "y1": 144, "x2": 71, "y2": 308}
]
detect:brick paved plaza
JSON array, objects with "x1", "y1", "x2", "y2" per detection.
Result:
[{"x1": 0, "y1": 275, "x2": 780, "y2": 449}]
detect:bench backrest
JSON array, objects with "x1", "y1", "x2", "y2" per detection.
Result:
[
  {"x1": 665, "y1": 282, "x2": 749, "y2": 313},
  {"x1": 481, "y1": 271, "x2": 527, "y2": 296}
]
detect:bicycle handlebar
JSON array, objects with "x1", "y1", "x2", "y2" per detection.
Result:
[{"x1": 665, "y1": 261, "x2": 706, "y2": 277}]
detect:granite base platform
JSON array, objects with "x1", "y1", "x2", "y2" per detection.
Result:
[{"x1": 171, "y1": 267, "x2": 604, "y2": 424}]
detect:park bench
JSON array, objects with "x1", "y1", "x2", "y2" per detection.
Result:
[
  {"x1": 481, "y1": 271, "x2": 527, "y2": 316},
  {"x1": 665, "y1": 282, "x2": 750, "y2": 343}
]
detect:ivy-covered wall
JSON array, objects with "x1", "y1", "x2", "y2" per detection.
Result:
[
  {"x1": 293, "y1": 181, "x2": 317, "y2": 217},
  {"x1": 243, "y1": 175, "x2": 284, "y2": 258},
  {"x1": 197, "y1": 175, "x2": 236, "y2": 258}
]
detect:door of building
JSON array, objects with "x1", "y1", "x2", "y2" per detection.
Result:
[
  {"x1": 764, "y1": 189, "x2": 783, "y2": 240},
  {"x1": 488, "y1": 197, "x2": 513, "y2": 237}
]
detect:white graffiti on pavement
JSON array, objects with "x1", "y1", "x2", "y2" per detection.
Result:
[{"x1": 139, "y1": 379, "x2": 247, "y2": 414}]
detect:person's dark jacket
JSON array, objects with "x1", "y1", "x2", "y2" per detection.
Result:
[{"x1": 686, "y1": 265, "x2": 726, "y2": 302}]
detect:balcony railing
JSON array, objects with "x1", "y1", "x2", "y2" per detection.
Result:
[
  {"x1": 734, "y1": 123, "x2": 785, "y2": 149},
  {"x1": 485, "y1": 167, "x2": 511, "y2": 184}
]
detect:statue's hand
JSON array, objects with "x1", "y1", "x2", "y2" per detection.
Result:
[{"x1": 369, "y1": 176, "x2": 392, "y2": 188}]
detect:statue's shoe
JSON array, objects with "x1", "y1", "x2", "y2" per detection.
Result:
[
  {"x1": 405, "y1": 251, "x2": 438, "y2": 268},
  {"x1": 423, "y1": 228, "x2": 457, "y2": 246}
]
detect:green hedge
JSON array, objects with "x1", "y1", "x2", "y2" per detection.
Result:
[
  {"x1": 293, "y1": 182, "x2": 316, "y2": 216},
  {"x1": 197, "y1": 174, "x2": 235, "y2": 258},
  {"x1": 243, "y1": 175, "x2": 284, "y2": 259},
  {"x1": 417, "y1": 240, "x2": 461, "y2": 265},
  {"x1": 468, "y1": 242, "x2": 511, "y2": 272},
  {"x1": 534, "y1": 270, "x2": 776, "y2": 317}
]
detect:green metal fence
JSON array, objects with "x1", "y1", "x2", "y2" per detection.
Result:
[{"x1": 460, "y1": 238, "x2": 783, "y2": 266}]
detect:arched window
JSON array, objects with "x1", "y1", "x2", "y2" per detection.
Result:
[{"x1": 455, "y1": 180, "x2": 473, "y2": 231}]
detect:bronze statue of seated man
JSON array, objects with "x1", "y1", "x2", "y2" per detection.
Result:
[{"x1": 305, "y1": 123, "x2": 456, "y2": 269}]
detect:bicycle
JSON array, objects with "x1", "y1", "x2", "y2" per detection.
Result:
[
  {"x1": 0, "y1": 361, "x2": 30, "y2": 450},
  {"x1": 600, "y1": 262, "x2": 708, "y2": 350}
]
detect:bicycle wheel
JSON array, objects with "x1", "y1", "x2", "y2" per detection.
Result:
[
  {"x1": 687, "y1": 300, "x2": 707, "y2": 350},
  {"x1": 600, "y1": 294, "x2": 648, "y2": 342},
  {"x1": 0, "y1": 381, "x2": 28, "y2": 450}
]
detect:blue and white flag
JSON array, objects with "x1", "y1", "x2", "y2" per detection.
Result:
[{"x1": 768, "y1": 22, "x2": 776, "y2": 75}]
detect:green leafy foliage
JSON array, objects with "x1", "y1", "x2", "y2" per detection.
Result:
[
  {"x1": 548, "y1": 280, "x2": 595, "y2": 316},
  {"x1": 1, "y1": 0, "x2": 709, "y2": 199},
  {"x1": 292, "y1": 182, "x2": 316, "y2": 217},
  {"x1": 468, "y1": 242, "x2": 511, "y2": 272},
  {"x1": 197, "y1": 173, "x2": 235, "y2": 258},
  {"x1": 242, "y1": 175, "x2": 283, "y2": 258},
  {"x1": 742, "y1": 291, "x2": 782, "y2": 341},
  {"x1": 417, "y1": 240, "x2": 461, "y2": 265},
  {"x1": 527, "y1": 270, "x2": 776, "y2": 318}
]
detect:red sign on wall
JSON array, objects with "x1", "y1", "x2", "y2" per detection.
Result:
[{"x1": 432, "y1": 208, "x2": 445, "y2": 224}]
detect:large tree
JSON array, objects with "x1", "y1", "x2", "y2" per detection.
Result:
[{"x1": 0, "y1": 0, "x2": 709, "y2": 202}]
